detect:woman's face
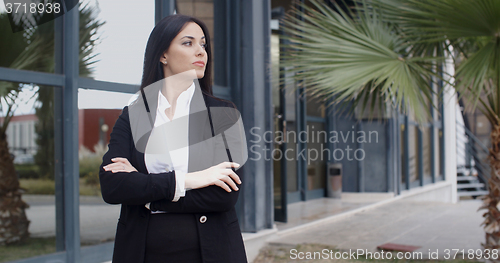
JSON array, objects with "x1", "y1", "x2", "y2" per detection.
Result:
[{"x1": 161, "y1": 22, "x2": 208, "y2": 79}]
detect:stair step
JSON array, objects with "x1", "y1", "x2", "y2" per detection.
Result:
[
  {"x1": 457, "y1": 183, "x2": 485, "y2": 189},
  {"x1": 457, "y1": 176, "x2": 479, "y2": 182},
  {"x1": 457, "y1": 190, "x2": 489, "y2": 197}
]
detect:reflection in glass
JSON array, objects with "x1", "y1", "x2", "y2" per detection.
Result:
[
  {"x1": 176, "y1": 0, "x2": 214, "y2": 38},
  {"x1": 287, "y1": 122, "x2": 298, "y2": 192},
  {"x1": 306, "y1": 122, "x2": 326, "y2": 190},
  {"x1": 86, "y1": 0, "x2": 154, "y2": 84},
  {"x1": 306, "y1": 91, "x2": 325, "y2": 118},
  {"x1": 408, "y1": 125, "x2": 419, "y2": 183},
  {"x1": 271, "y1": 32, "x2": 282, "y2": 208},
  {"x1": 0, "y1": 10, "x2": 54, "y2": 73},
  {"x1": 401, "y1": 124, "x2": 405, "y2": 185},
  {"x1": 273, "y1": 116, "x2": 282, "y2": 208},
  {"x1": 176, "y1": 0, "x2": 216, "y2": 85},
  {"x1": 438, "y1": 129, "x2": 443, "y2": 179},
  {"x1": 422, "y1": 126, "x2": 431, "y2": 181},
  {"x1": 77, "y1": 89, "x2": 123, "y2": 247},
  {"x1": 0, "y1": 83, "x2": 56, "y2": 259}
]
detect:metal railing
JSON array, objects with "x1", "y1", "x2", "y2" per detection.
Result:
[{"x1": 455, "y1": 120, "x2": 490, "y2": 189}]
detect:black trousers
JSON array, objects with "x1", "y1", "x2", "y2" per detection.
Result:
[{"x1": 144, "y1": 213, "x2": 202, "y2": 263}]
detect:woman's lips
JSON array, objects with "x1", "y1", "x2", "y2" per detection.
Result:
[{"x1": 193, "y1": 61, "x2": 205, "y2": 67}]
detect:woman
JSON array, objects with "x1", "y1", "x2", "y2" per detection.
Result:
[{"x1": 99, "y1": 14, "x2": 248, "y2": 263}]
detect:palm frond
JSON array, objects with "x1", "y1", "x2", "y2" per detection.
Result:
[
  {"x1": 373, "y1": 0, "x2": 500, "y2": 122},
  {"x1": 281, "y1": 0, "x2": 438, "y2": 123}
]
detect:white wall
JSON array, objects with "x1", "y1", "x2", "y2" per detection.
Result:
[{"x1": 443, "y1": 45, "x2": 458, "y2": 203}]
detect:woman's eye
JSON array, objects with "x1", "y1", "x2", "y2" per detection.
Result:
[
  {"x1": 201, "y1": 43, "x2": 207, "y2": 49},
  {"x1": 183, "y1": 41, "x2": 192, "y2": 46}
]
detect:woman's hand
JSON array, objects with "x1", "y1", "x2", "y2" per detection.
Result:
[
  {"x1": 185, "y1": 162, "x2": 241, "y2": 192},
  {"x1": 103, "y1": 157, "x2": 138, "y2": 173}
]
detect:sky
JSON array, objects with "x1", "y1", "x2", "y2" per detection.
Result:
[{"x1": 1, "y1": 0, "x2": 155, "y2": 115}]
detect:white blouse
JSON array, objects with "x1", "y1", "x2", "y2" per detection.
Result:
[{"x1": 144, "y1": 82, "x2": 196, "y2": 205}]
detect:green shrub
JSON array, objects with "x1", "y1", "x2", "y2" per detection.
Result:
[
  {"x1": 19, "y1": 179, "x2": 101, "y2": 196},
  {"x1": 15, "y1": 164, "x2": 42, "y2": 179},
  {"x1": 79, "y1": 143, "x2": 106, "y2": 178},
  {"x1": 79, "y1": 178, "x2": 101, "y2": 196},
  {"x1": 19, "y1": 179, "x2": 55, "y2": 195},
  {"x1": 84, "y1": 171, "x2": 100, "y2": 186},
  {"x1": 79, "y1": 155, "x2": 102, "y2": 178},
  {"x1": 17, "y1": 144, "x2": 107, "y2": 196}
]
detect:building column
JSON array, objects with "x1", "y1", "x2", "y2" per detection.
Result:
[{"x1": 236, "y1": 0, "x2": 274, "y2": 232}]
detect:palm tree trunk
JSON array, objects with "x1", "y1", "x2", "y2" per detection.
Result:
[
  {"x1": 0, "y1": 130, "x2": 30, "y2": 245},
  {"x1": 484, "y1": 123, "x2": 500, "y2": 251}
]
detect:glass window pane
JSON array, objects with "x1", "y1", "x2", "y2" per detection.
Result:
[
  {"x1": 438, "y1": 128, "x2": 443, "y2": 179},
  {"x1": 176, "y1": 0, "x2": 214, "y2": 44},
  {"x1": 286, "y1": 121, "x2": 298, "y2": 192},
  {"x1": 306, "y1": 91, "x2": 325, "y2": 118},
  {"x1": 82, "y1": 0, "x2": 155, "y2": 85},
  {"x1": 408, "y1": 125, "x2": 418, "y2": 184},
  {"x1": 176, "y1": 0, "x2": 218, "y2": 86},
  {"x1": 401, "y1": 123, "x2": 405, "y2": 186},
  {"x1": 434, "y1": 126, "x2": 440, "y2": 179},
  {"x1": 78, "y1": 89, "x2": 124, "y2": 247},
  {"x1": 78, "y1": 89, "x2": 135, "y2": 110},
  {"x1": 0, "y1": 83, "x2": 58, "y2": 260},
  {"x1": 306, "y1": 122, "x2": 326, "y2": 190},
  {"x1": 422, "y1": 126, "x2": 431, "y2": 181},
  {"x1": 0, "y1": 9, "x2": 54, "y2": 73}
]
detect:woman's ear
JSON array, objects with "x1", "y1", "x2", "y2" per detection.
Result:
[{"x1": 161, "y1": 52, "x2": 168, "y2": 65}]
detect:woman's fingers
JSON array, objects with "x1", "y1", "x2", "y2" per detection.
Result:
[
  {"x1": 103, "y1": 163, "x2": 124, "y2": 170},
  {"x1": 104, "y1": 167, "x2": 126, "y2": 173},
  {"x1": 111, "y1": 157, "x2": 129, "y2": 163},
  {"x1": 103, "y1": 163, "x2": 126, "y2": 173},
  {"x1": 219, "y1": 175, "x2": 239, "y2": 191},
  {"x1": 103, "y1": 157, "x2": 137, "y2": 173},
  {"x1": 217, "y1": 162, "x2": 241, "y2": 184},
  {"x1": 221, "y1": 169, "x2": 241, "y2": 184},
  {"x1": 219, "y1": 161, "x2": 240, "y2": 169},
  {"x1": 214, "y1": 180, "x2": 232, "y2": 192},
  {"x1": 185, "y1": 162, "x2": 243, "y2": 191},
  {"x1": 104, "y1": 158, "x2": 126, "y2": 169}
]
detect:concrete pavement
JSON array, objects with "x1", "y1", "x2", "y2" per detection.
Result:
[{"x1": 263, "y1": 199, "x2": 485, "y2": 261}]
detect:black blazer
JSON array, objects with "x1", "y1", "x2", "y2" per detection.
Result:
[{"x1": 99, "y1": 82, "x2": 248, "y2": 263}]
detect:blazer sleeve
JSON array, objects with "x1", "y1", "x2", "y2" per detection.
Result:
[
  {"x1": 149, "y1": 174, "x2": 241, "y2": 213},
  {"x1": 99, "y1": 106, "x2": 177, "y2": 205},
  {"x1": 150, "y1": 103, "x2": 247, "y2": 213}
]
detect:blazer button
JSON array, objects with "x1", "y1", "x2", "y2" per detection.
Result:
[{"x1": 199, "y1": 215, "x2": 207, "y2": 223}]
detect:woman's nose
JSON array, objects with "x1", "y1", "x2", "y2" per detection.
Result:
[{"x1": 196, "y1": 45, "x2": 205, "y2": 57}]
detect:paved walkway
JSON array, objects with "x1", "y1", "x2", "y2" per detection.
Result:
[{"x1": 265, "y1": 199, "x2": 485, "y2": 260}]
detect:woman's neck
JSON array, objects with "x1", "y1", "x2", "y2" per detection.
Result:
[
  {"x1": 162, "y1": 79, "x2": 193, "y2": 105},
  {"x1": 161, "y1": 70, "x2": 195, "y2": 105}
]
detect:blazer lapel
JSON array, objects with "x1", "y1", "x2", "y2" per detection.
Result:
[
  {"x1": 187, "y1": 81, "x2": 214, "y2": 173},
  {"x1": 129, "y1": 80, "x2": 160, "y2": 154}
]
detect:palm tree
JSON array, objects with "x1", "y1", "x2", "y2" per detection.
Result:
[
  {"x1": 33, "y1": 4, "x2": 104, "y2": 180},
  {"x1": 281, "y1": 0, "x2": 500, "y2": 251},
  {"x1": 0, "y1": 4, "x2": 103, "y2": 245},
  {"x1": 0, "y1": 11, "x2": 38, "y2": 246}
]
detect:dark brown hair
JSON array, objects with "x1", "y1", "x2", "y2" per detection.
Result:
[{"x1": 141, "y1": 14, "x2": 211, "y2": 90}]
